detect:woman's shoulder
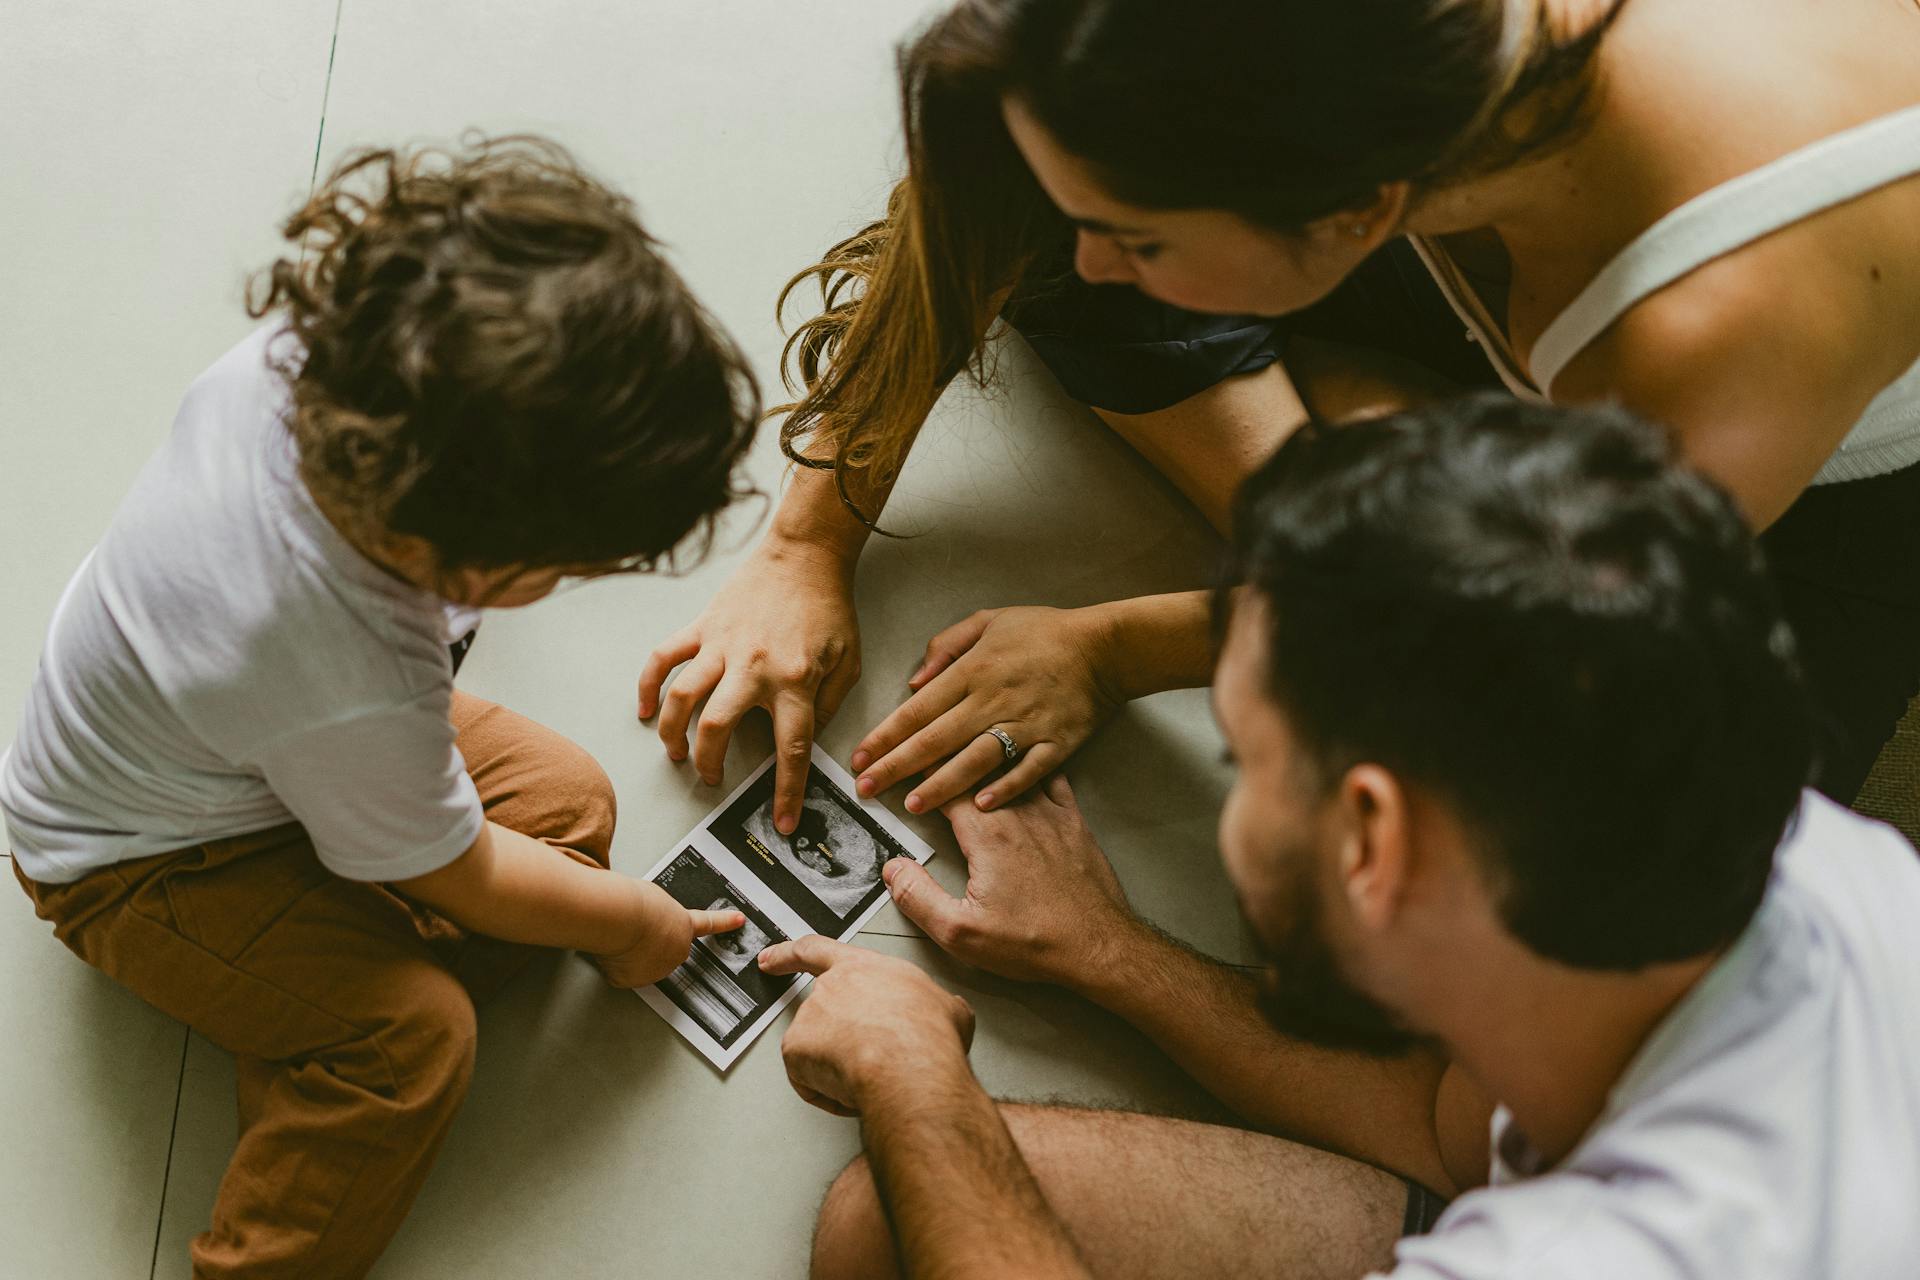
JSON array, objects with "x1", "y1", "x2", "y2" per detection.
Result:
[{"x1": 1550, "y1": 224, "x2": 1914, "y2": 523}]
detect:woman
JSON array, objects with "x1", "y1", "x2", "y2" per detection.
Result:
[{"x1": 640, "y1": 0, "x2": 1920, "y2": 828}]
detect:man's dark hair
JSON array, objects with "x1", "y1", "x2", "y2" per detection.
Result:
[
  {"x1": 1224, "y1": 395, "x2": 1815, "y2": 970},
  {"x1": 250, "y1": 135, "x2": 759, "y2": 573}
]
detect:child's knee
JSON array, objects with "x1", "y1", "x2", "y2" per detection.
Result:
[
  {"x1": 380, "y1": 969, "x2": 480, "y2": 1111},
  {"x1": 551, "y1": 741, "x2": 617, "y2": 866},
  {"x1": 502, "y1": 729, "x2": 618, "y2": 866},
  {"x1": 811, "y1": 1153, "x2": 900, "y2": 1280}
]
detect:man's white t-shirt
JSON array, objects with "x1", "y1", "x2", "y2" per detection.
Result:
[
  {"x1": 1, "y1": 327, "x2": 485, "y2": 884},
  {"x1": 1386, "y1": 792, "x2": 1920, "y2": 1279}
]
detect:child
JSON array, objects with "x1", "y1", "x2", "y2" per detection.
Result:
[{"x1": 2, "y1": 137, "x2": 757, "y2": 1279}]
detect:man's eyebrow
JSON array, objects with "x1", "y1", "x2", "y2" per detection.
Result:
[{"x1": 1070, "y1": 215, "x2": 1151, "y2": 237}]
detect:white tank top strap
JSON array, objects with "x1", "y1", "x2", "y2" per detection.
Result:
[{"x1": 1529, "y1": 103, "x2": 1920, "y2": 394}]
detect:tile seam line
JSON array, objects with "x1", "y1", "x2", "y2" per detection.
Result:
[
  {"x1": 147, "y1": 1027, "x2": 191, "y2": 1280},
  {"x1": 855, "y1": 924, "x2": 1266, "y2": 971},
  {"x1": 308, "y1": 0, "x2": 345, "y2": 195}
]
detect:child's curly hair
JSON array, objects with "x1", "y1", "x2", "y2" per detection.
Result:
[{"x1": 249, "y1": 135, "x2": 759, "y2": 572}]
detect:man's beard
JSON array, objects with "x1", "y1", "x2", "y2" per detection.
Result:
[{"x1": 1243, "y1": 854, "x2": 1429, "y2": 1057}]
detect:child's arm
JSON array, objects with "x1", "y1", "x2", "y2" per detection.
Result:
[{"x1": 392, "y1": 822, "x2": 741, "y2": 988}]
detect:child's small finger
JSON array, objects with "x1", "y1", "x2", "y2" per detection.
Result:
[{"x1": 688, "y1": 908, "x2": 746, "y2": 936}]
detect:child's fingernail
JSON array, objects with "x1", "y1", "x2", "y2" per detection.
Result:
[
  {"x1": 851, "y1": 750, "x2": 870, "y2": 770},
  {"x1": 905, "y1": 794, "x2": 923, "y2": 813},
  {"x1": 977, "y1": 792, "x2": 995, "y2": 810}
]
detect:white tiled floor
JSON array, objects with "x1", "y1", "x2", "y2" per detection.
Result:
[{"x1": 1, "y1": 5, "x2": 1245, "y2": 1277}]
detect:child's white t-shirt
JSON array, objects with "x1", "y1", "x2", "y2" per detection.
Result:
[
  {"x1": 1, "y1": 327, "x2": 485, "y2": 884},
  {"x1": 1383, "y1": 792, "x2": 1920, "y2": 1279}
]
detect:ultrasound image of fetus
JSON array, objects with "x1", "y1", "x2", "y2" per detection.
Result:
[
  {"x1": 785, "y1": 807, "x2": 847, "y2": 877},
  {"x1": 698, "y1": 894, "x2": 776, "y2": 973}
]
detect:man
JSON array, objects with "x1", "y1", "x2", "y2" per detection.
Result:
[{"x1": 753, "y1": 396, "x2": 1920, "y2": 1278}]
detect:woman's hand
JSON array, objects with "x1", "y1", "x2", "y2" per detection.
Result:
[
  {"x1": 851, "y1": 606, "x2": 1123, "y2": 815},
  {"x1": 638, "y1": 536, "x2": 861, "y2": 834}
]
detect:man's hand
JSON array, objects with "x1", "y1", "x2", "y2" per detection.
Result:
[
  {"x1": 758, "y1": 937, "x2": 976, "y2": 1117},
  {"x1": 881, "y1": 774, "x2": 1144, "y2": 990}
]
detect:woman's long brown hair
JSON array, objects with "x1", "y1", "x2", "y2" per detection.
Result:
[{"x1": 778, "y1": 0, "x2": 1629, "y2": 526}]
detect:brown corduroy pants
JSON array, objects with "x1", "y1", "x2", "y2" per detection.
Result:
[{"x1": 13, "y1": 693, "x2": 617, "y2": 1279}]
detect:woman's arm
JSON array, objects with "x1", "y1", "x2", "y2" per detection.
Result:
[
  {"x1": 1090, "y1": 363, "x2": 1307, "y2": 535},
  {"x1": 853, "y1": 351, "x2": 1464, "y2": 814},
  {"x1": 1092, "y1": 342, "x2": 1468, "y2": 534},
  {"x1": 638, "y1": 460, "x2": 901, "y2": 834},
  {"x1": 762, "y1": 458, "x2": 891, "y2": 569}
]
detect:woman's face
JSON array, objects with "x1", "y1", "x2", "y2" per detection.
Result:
[{"x1": 1002, "y1": 97, "x2": 1385, "y2": 318}]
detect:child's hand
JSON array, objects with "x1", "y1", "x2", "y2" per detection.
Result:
[{"x1": 592, "y1": 883, "x2": 745, "y2": 989}]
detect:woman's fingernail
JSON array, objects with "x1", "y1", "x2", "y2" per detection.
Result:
[
  {"x1": 777, "y1": 813, "x2": 795, "y2": 834},
  {"x1": 851, "y1": 750, "x2": 870, "y2": 771},
  {"x1": 977, "y1": 793, "x2": 995, "y2": 810},
  {"x1": 858, "y1": 776, "x2": 876, "y2": 796},
  {"x1": 638, "y1": 703, "x2": 654, "y2": 719},
  {"x1": 905, "y1": 794, "x2": 923, "y2": 813}
]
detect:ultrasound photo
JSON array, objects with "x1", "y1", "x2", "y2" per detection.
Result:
[
  {"x1": 636, "y1": 745, "x2": 935, "y2": 1069},
  {"x1": 650, "y1": 848, "x2": 796, "y2": 1049},
  {"x1": 713, "y1": 768, "x2": 912, "y2": 936}
]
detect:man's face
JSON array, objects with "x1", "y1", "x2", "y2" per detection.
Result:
[{"x1": 1214, "y1": 599, "x2": 1423, "y2": 1055}]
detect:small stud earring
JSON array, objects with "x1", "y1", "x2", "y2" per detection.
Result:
[{"x1": 1349, "y1": 223, "x2": 1371, "y2": 239}]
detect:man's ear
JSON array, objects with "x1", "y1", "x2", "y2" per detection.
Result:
[
  {"x1": 1304, "y1": 182, "x2": 1413, "y2": 252},
  {"x1": 1333, "y1": 763, "x2": 1414, "y2": 933}
]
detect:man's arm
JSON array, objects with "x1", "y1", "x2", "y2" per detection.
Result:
[
  {"x1": 858, "y1": 1069, "x2": 1092, "y2": 1280},
  {"x1": 1074, "y1": 919, "x2": 1465, "y2": 1197},
  {"x1": 885, "y1": 779, "x2": 1478, "y2": 1196},
  {"x1": 760, "y1": 937, "x2": 1091, "y2": 1280}
]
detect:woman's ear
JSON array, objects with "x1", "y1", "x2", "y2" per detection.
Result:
[{"x1": 1305, "y1": 182, "x2": 1413, "y2": 252}]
